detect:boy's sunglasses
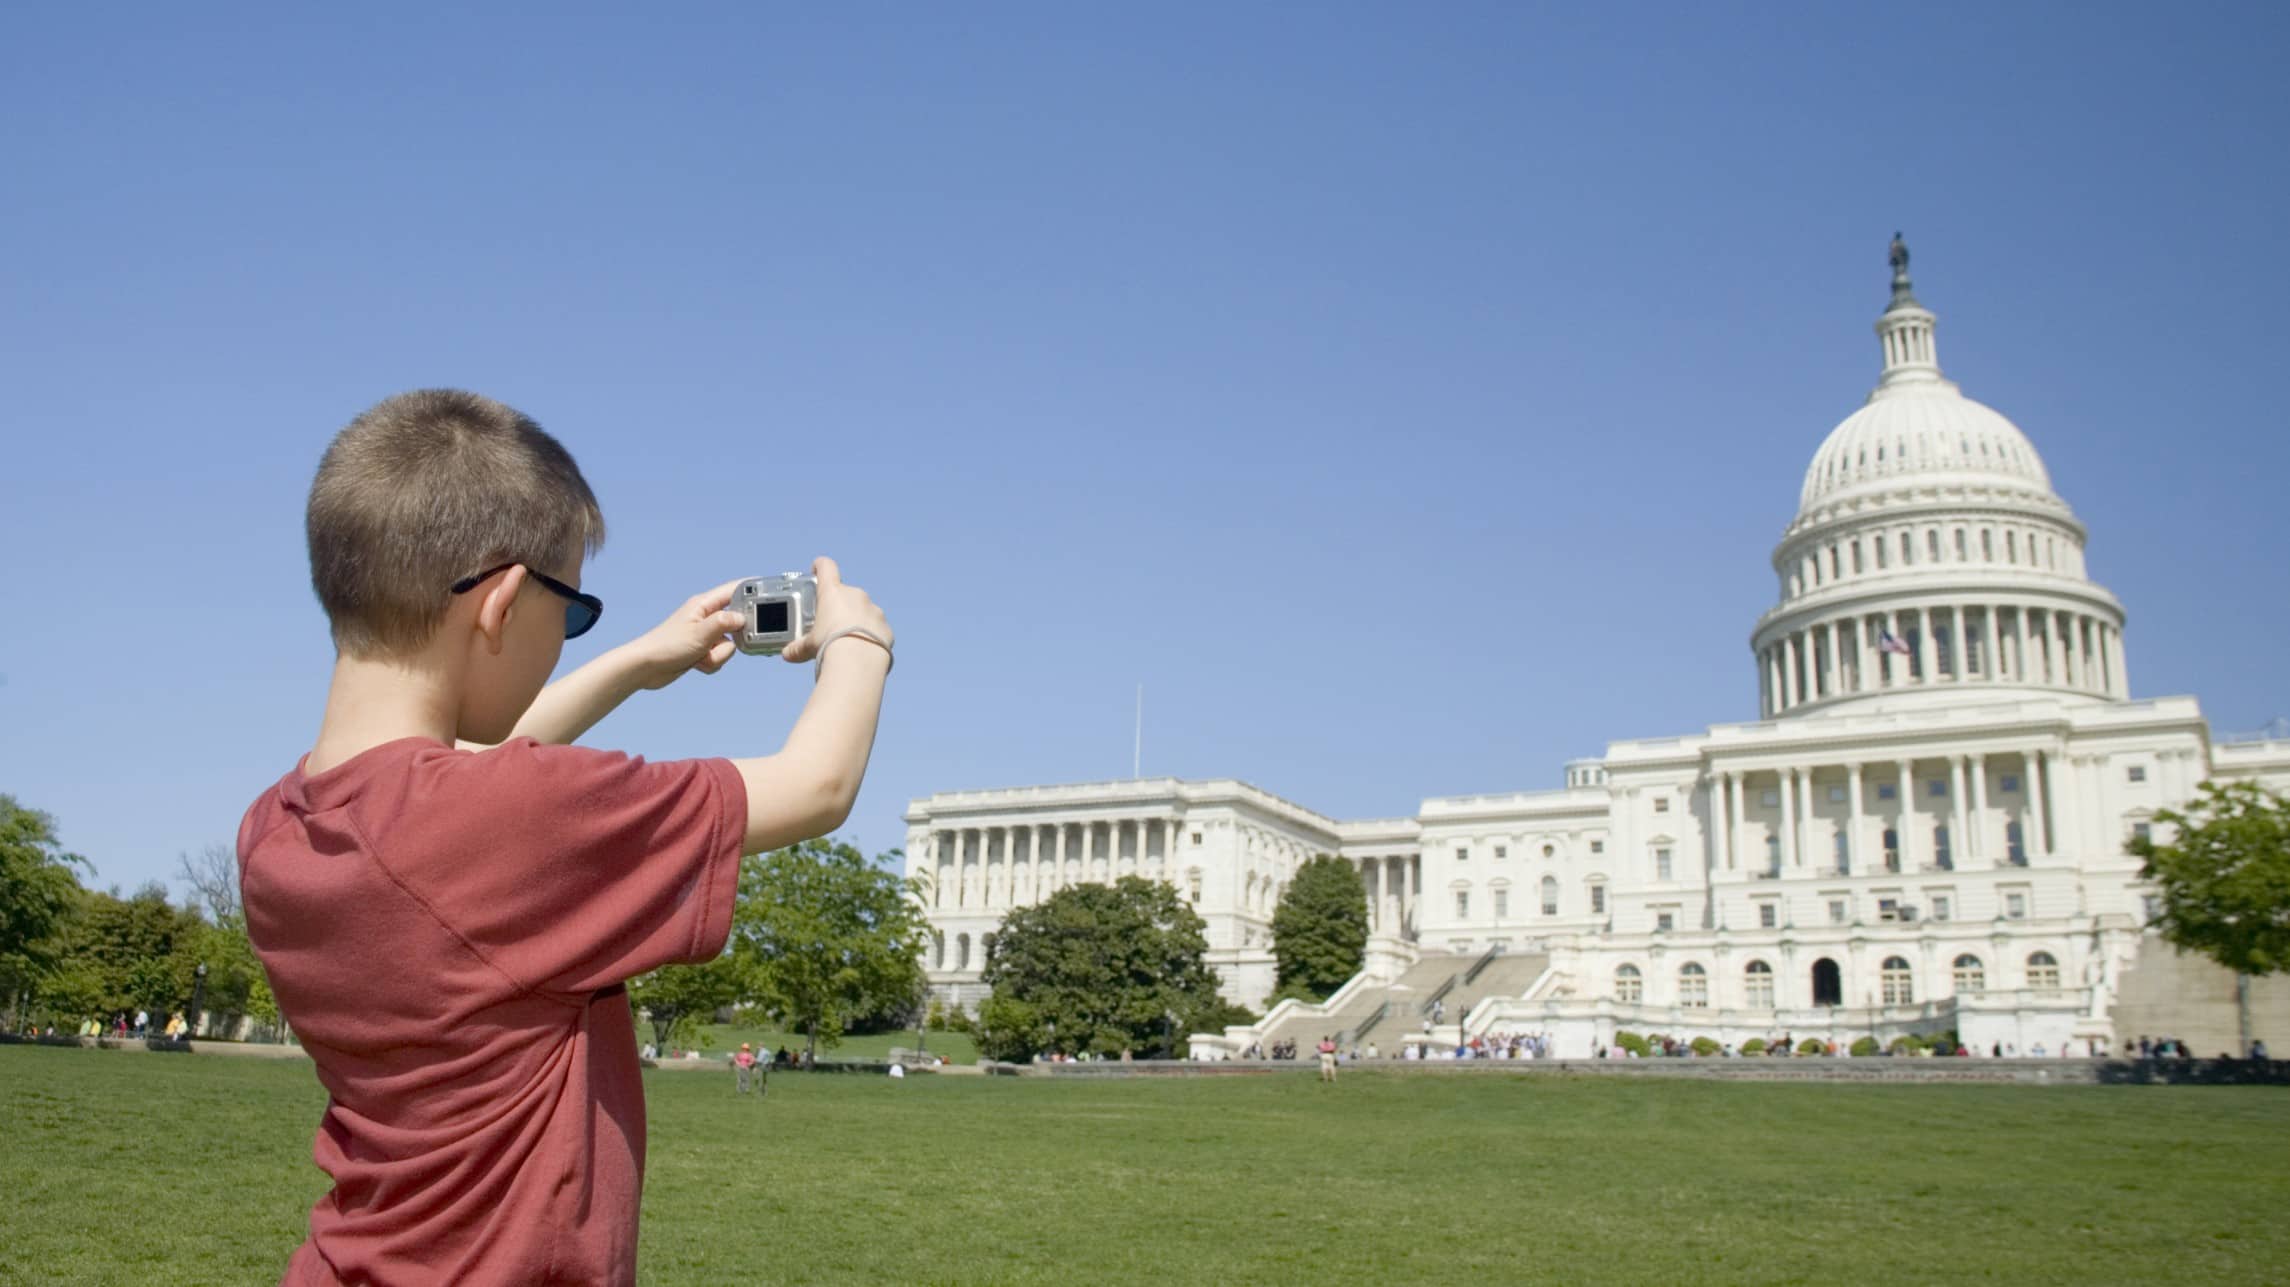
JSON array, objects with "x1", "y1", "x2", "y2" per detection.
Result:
[{"x1": 450, "y1": 563, "x2": 604, "y2": 640}]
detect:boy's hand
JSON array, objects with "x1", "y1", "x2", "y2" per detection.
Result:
[
  {"x1": 628, "y1": 580, "x2": 749, "y2": 690},
  {"x1": 781, "y1": 557, "x2": 893, "y2": 665}
]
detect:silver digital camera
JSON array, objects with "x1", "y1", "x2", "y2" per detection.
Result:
[{"x1": 731, "y1": 573, "x2": 818, "y2": 657}]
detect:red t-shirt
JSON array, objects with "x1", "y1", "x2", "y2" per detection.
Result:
[{"x1": 238, "y1": 736, "x2": 746, "y2": 1286}]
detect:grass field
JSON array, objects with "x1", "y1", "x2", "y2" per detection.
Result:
[{"x1": 4, "y1": 1046, "x2": 2286, "y2": 1286}]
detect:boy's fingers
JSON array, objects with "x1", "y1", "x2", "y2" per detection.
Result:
[
  {"x1": 701, "y1": 639, "x2": 736, "y2": 672},
  {"x1": 811, "y1": 556, "x2": 842, "y2": 589},
  {"x1": 694, "y1": 579, "x2": 746, "y2": 615},
  {"x1": 714, "y1": 610, "x2": 745, "y2": 632},
  {"x1": 781, "y1": 635, "x2": 816, "y2": 663}
]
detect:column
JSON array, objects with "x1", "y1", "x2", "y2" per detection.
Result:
[
  {"x1": 1967, "y1": 754, "x2": 1988, "y2": 865},
  {"x1": 2060, "y1": 615, "x2": 2080, "y2": 690},
  {"x1": 2108, "y1": 625, "x2": 2129, "y2": 698},
  {"x1": 1778, "y1": 768, "x2": 1798, "y2": 872},
  {"x1": 2011, "y1": 605, "x2": 2029, "y2": 683},
  {"x1": 1914, "y1": 607, "x2": 1937, "y2": 684},
  {"x1": 1896, "y1": 760, "x2": 1916, "y2": 871},
  {"x1": 1882, "y1": 609, "x2": 1902, "y2": 687},
  {"x1": 1819, "y1": 622, "x2": 1837, "y2": 699},
  {"x1": 1719, "y1": 772, "x2": 1738, "y2": 871},
  {"x1": 1856, "y1": 616, "x2": 1876, "y2": 696},
  {"x1": 1949, "y1": 605, "x2": 1966, "y2": 680},
  {"x1": 1984, "y1": 606, "x2": 2003, "y2": 683},
  {"x1": 1945, "y1": 758, "x2": 1966, "y2": 869},
  {"x1": 1780, "y1": 636, "x2": 1800, "y2": 711},
  {"x1": 2025, "y1": 752, "x2": 2049, "y2": 858},
  {"x1": 1845, "y1": 762, "x2": 1864, "y2": 875},
  {"x1": 2051, "y1": 753, "x2": 2082, "y2": 858}
]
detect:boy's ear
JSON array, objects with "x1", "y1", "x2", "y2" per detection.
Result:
[{"x1": 472, "y1": 565, "x2": 528, "y2": 656}]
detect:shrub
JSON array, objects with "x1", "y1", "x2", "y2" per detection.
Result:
[
  {"x1": 1850, "y1": 1036, "x2": 1879, "y2": 1057},
  {"x1": 1740, "y1": 1037, "x2": 1767, "y2": 1055},
  {"x1": 1796, "y1": 1037, "x2": 1827, "y2": 1056},
  {"x1": 1888, "y1": 1033, "x2": 1926, "y2": 1055},
  {"x1": 1613, "y1": 1030, "x2": 1651, "y2": 1057},
  {"x1": 1690, "y1": 1036, "x2": 1721, "y2": 1057}
]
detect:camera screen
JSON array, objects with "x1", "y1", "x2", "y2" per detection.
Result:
[{"x1": 753, "y1": 600, "x2": 791, "y2": 634}]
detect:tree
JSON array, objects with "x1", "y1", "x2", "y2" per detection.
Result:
[
  {"x1": 175, "y1": 842, "x2": 241, "y2": 925},
  {"x1": 978, "y1": 877, "x2": 1224, "y2": 1061},
  {"x1": 0, "y1": 795, "x2": 91, "y2": 1027},
  {"x1": 58, "y1": 883, "x2": 205, "y2": 1021},
  {"x1": 729, "y1": 839, "x2": 928, "y2": 1063},
  {"x1": 1269, "y1": 854, "x2": 1368, "y2": 1003},
  {"x1": 628, "y1": 955, "x2": 741, "y2": 1052},
  {"x1": 2129, "y1": 780, "x2": 2290, "y2": 1056}
]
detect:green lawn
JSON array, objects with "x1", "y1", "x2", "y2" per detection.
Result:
[{"x1": 3, "y1": 1046, "x2": 2286, "y2": 1285}]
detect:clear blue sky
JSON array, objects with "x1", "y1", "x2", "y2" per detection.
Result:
[{"x1": 5, "y1": 4, "x2": 2285, "y2": 895}]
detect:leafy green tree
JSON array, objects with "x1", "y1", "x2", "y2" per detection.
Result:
[
  {"x1": 2129, "y1": 780, "x2": 2290, "y2": 1055},
  {"x1": 1269, "y1": 854, "x2": 1368, "y2": 1002},
  {"x1": 628, "y1": 955, "x2": 742, "y2": 1052},
  {"x1": 729, "y1": 839, "x2": 928, "y2": 1063},
  {"x1": 59, "y1": 883, "x2": 205, "y2": 1022},
  {"x1": 0, "y1": 796, "x2": 91, "y2": 1028},
  {"x1": 978, "y1": 877, "x2": 1223, "y2": 1061}
]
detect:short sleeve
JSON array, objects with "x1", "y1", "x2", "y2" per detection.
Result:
[{"x1": 393, "y1": 739, "x2": 747, "y2": 998}]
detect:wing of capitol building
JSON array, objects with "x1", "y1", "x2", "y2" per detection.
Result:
[{"x1": 903, "y1": 241, "x2": 2290, "y2": 1059}]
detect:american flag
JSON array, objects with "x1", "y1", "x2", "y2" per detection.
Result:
[{"x1": 1878, "y1": 629, "x2": 1913, "y2": 656}]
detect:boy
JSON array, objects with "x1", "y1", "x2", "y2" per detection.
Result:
[{"x1": 238, "y1": 389, "x2": 893, "y2": 1285}]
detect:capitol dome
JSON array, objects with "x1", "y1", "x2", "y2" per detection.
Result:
[{"x1": 1749, "y1": 237, "x2": 2128, "y2": 719}]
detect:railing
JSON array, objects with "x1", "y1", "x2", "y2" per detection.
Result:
[
  {"x1": 1346, "y1": 1002, "x2": 1392, "y2": 1045},
  {"x1": 1419, "y1": 974, "x2": 1459, "y2": 1016},
  {"x1": 1462, "y1": 942, "x2": 1506, "y2": 986}
]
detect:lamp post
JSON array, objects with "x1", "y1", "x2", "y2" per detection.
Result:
[{"x1": 189, "y1": 962, "x2": 209, "y2": 1041}]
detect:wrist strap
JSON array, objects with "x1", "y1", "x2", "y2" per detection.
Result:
[{"x1": 814, "y1": 626, "x2": 894, "y2": 677}]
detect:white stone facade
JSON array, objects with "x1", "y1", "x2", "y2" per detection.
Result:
[{"x1": 901, "y1": 244, "x2": 2290, "y2": 1055}]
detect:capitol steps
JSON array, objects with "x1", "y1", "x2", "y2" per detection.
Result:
[{"x1": 2109, "y1": 933, "x2": 2290, "y2": 1056}]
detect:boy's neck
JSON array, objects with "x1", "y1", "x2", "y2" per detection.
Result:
[{"x1": 308, "y1": 650, "x2": 462, "y2": 774}]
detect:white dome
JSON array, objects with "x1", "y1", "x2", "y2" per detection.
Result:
[{"x1": 1799, "y1": 381, "x2": 2053, "y2": 511}]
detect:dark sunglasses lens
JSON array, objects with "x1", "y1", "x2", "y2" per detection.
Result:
[{"x1": 564, "y1": 598, "x2": 601, "y2": 640}]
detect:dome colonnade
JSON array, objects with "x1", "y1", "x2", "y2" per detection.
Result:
[{"x1": 1751, "y1": 240, "x2": 2127, "y2": 716}]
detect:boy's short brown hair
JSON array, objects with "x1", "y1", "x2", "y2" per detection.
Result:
[{"x1": 308, "y1": 389, "x2": 605, "y2": 656}]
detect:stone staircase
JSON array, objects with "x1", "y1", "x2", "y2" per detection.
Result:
[
  {"x1": 2109, "y1": 934, "x2": 2289, "y2": 1056},
  {"x1": 1254, "y1": 949, "x2": 1553, "y2": 1052}
]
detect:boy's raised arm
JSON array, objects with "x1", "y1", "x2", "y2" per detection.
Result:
[{"x1": 730, "y1": 557, "x2": 893, "y2": 853}]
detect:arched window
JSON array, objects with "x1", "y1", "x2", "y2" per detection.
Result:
[
  {"x1": 1615, "y1": 964, "x2": 1642, "y2": 1003},
  {"x1": 1587, "y1": 879, "x2": 1608, "y2": 916},
  {"x1": 1679, "y1": 962, "x2": 1709, "y2": 1008},
  {"x1": 2027, "y1": 951, "x2": 2060, "y2": 989},
  {"x1": 1540, "y1": 875, "x2": 1559, "y2": 916},
  {"x1": 1933, "y1": 825, "x2": 1953, "y2": 870},
  {"x1": 1454, "y1": 886, "x2": 1471, "y2": 919},
  {"x1": 1744, "y1": 960, "x2": 1775, "y2": 1008},
  {"x1": 1952, "y1": 954, "x2": 1984, "y2": 993},
  {"x1": 1882, "y1": 828, "x2": 1900, "y2": 872},
  {"x1": 956, "y1": 933, "x2": 972, "y2": 972},
  {"x1": 2005, "y1": 820, "x2": 2026, "y2": 866},
  {"x1": 1881, "y1": 955, "x2": 1914, "y2": 1005},
  {"x1": 932, "y1": 931, "x2": 946, "y2": 970}
]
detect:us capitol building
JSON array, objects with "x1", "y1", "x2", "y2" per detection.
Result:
[{"x1": 904, "y1": 242, "x2": 2289, "y2": 1058}]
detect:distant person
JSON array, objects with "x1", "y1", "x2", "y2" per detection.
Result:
[
  {"x1": 235, "y1": 390, "x2": 895, "y2": 1285},
  {"x1": 2253, "y1": 1039, "x2": 2269, "y2": 1060},
  {"x1": 1365, "y1": 1041, "x2": 1380, "y2": 1061},
  {"x1": 733, "y1": 1043, "x2": 759, "y2": 1095},
  {"x1": 1317, "y1": 1035, "x2": 1338, "y2": 1082}
]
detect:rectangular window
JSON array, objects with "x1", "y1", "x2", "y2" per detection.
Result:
[
  {"x1": 1929, "y1": 780, "x2": 1948, "y2": 797},
  {"x1": 1828, "y1": 898, "x2": 1848, "y2": 925},
  {"x1": 1455, "y1": 846, "x2": 1469, "y2": 862},
  {"x1": 1493, "y1": 888, "x2": 1509, "y2": 919},
  {"x1": 1877, "y1": 784, "x2": 1897, "y2": 800},
  {"x1": 1655, "y1": 848, "x2": 1673, "y2": 882},
  {"x1": 1494, "y1": 845, "x2": 1507, "y2": 860},
  {"x1": 1882, "y1": 829, "x2": 1900, "y2": 872},
  {"x1": 1758, "y1": 903, "x2": 1777, "y2": 929},
  {"x1": 1590, "y1": 885, "x2": 1607, "y2": 914},
  {"x1": 1654, "y1": 797, "x2": 1670, "y2": 813},
  {"x1": 1934, "y1": 826, "x2": 1952, "y2": 869},
  {"x1": 2141, "y1": 894, "x2": 2161, "y2": 922},
  {"x1": 1833, "y1": 831, "x2": 1850, "y2": 872},
  {"x1": 2128, "y1": 765, "x2": 2147, "y2": 783},
  {"x1": 1931, "y1": 894, "x2": 1952, "y2": 922},
  {"x1": 1761, "y1": 789, "x2": 1780, "y2": 808},
  {"x1": 1827, "y1": 786, "x2": 1847, "y2": 803},
  {"x1": 1655, "y1": 910, "x2": 1675, "y2": 932},
  {"x1": 2000, "y1": 774, "x2": 2021, "y2": 794},
  {"x1": 1455, "y1": 890, "x2": 1470, "y2": 918},
  {"x1": 2005, "y1": 892, "x2": 2028, "y2": 920},
  {"x1": 1191, "y1": 831, "x2": 1202, "y2": 846},
  {"x1": 2132, "y1": 822, "x2": 2152, "y2": 844},
  {"x1": 1590, "y1": 840, "x2": 1605, "y2": 854},
  {"x1": 1878, "y1": 898, "x2": 1901, "y2": 922}
]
